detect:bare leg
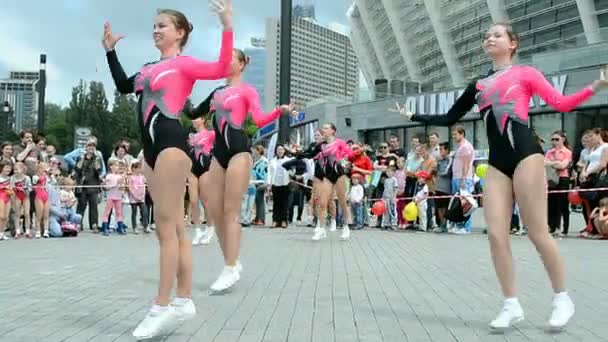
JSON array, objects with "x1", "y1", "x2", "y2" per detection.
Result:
[
  {"x1": 334, "y1": 176, "x2": 351, "y2": 225},
  {"x1": 203, "y1": 159, "x2": 226, "y2": 253},
  {"x1": 484, "y1": 165, "x2": 516, "y2": 298},
  {"x1": 187, "y1": 175, "x2": 200, "y2": 226},
  {"x1": 0, "y1": 201, "x2": 9, "y2": 236},
  {"x1": 144, "y1": 149, "x2": 192, "y2": 305},
  {"x1": 198, "y1": 173, "x2": 214, "y2": 226},
  {"x1": 12, "y1": 200, "x2": 22, "y2": 235},
  {"x1": 312, "y1": 179, "x2": 333, "y2": 240},
  {"x1": 35, "y1": 199, "x2": 44, "y2": 236},
  {"x1": 513, "y1": 155, "x2": 565, "y2": 292},
  {"x1": 222, "y1": 153, "x2": 252, "y2": 266}
]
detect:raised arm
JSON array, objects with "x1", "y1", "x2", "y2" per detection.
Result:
[
  {"x1": 296, "y1": 143, "x2": 322, "y2": 160},
  {"x1": 106, "y1": 50, "x2": 137, "y2": 94},
  {"x1": 410, "y1": 81, "x2": 478, "y2": 126},
  {"x1": 245, "y1": 86, "x2": 283, "y2": 128},
  {"x1": 525, "y1": 66, "x2": 594, "y2": 112},
  {"x1": 180, "y1": 30, "x2": 233, "y2": 81}
]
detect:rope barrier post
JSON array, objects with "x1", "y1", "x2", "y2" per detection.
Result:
[{"x1": 278, "y1": 0, "x2": 292, "y2": 145}]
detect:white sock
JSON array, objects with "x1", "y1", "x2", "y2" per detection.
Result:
[
  {"x1": 554, "y1": 291, "x2": 569, "y2": 300},
  {"x1": 504, "y1": 297, "x2": 519, "y2": 305},
  {"x1": 173, "y1": 297, "x2": 191, "y2": 305},
  {"x1": 150, "y1": 304, "x2": 169, "y2": 313}
]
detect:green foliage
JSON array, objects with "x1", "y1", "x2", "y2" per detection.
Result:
[
  {"x1": 43, "y1": 80, "x2": 141, "y2": 157},
  {"x1": 245, "y1": 116, "x2": 258, "y2": 138}
]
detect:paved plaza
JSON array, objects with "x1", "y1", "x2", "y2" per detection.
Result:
[{"x1": 0, "y1": 209, "x2": 607, "y2": 342}]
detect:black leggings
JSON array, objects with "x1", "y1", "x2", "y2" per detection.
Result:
[
  {"x1": 145, "y1": 190, "x2": 154, "y2": 225},
  {"x1": 548, "y1": 177, "x2": 570, "y2": 234},
  {"x1": 131, "y1": 202, "x2": 149, "y2": 229},
  {"x1": 76, "y1": 192, "x2": 99, "y2": 230},
  {"x1": 272, "y1": 185, "x2": 290, "y2": 223},
  {"x1": 288, "y1": 188, "x2": 304, "y2": 222}
]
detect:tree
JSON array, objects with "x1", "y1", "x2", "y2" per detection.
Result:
[
  {"x1": 44, "y1": 103, "x2": 71, "y2": 153},
  {"x1": 107, "y1": 90, "x2": 140, "y2": 154}
]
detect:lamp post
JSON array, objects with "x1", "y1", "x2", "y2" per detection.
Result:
[
  {"x1": 37, "y1": 54, "x2": 47, "y2": 133},
  {"x1": 277, "y1": 0, "x2": 292, "y2": 144}
]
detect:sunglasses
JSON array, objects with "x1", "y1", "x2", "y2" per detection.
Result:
[
  {"x1": 551, "y1": 138, "x2": 560, "y2": 141},
  {"x1": 380, "y1": 146, "x2": 388, "y2": 149}
]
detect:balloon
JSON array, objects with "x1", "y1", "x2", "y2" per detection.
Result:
[
  {"x1": 403, "y1": 202, "x2": 418, "y2": 221},
  {"x1": 476, "y1": 164, "x2": 489, "y2": 179},
  {"x1": 568, "y1": 191, "x2": 583, "y2": 205},
  {"x1": 372, "y1": 201, "x2": 386, "y2": 216}
]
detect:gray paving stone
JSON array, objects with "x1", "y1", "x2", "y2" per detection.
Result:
[{"x1": 0, "y1": 208, "x2": 605, "y2": 342}]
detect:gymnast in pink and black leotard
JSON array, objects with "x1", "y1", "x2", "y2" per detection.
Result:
[
  {"x1": 411, "y1": 65, "x2": 594, "y2": 178},
  {"x1": 406, "y1": 22, "x2": 608, "y2": 332},
  {"x1": 211, "y1": 81, "x2": 285, "y2": 168},
  {"x1": 106, "y1": 30, "x2": 232, "y2": 169}
]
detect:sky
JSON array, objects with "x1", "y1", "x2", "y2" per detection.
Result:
[{"x1": 0, "y1": 0, "x2": 353, "y2": 107}]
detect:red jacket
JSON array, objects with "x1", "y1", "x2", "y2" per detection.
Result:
[{"x1": 349, "y1": 154, "x2": 372, "y2": 179}]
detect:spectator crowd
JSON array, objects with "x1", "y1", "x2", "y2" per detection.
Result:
[{"x1": 0, "y1": 125, "x2": 606, "y2": 241}]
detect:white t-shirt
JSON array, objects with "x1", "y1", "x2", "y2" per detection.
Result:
[
  {"x1": 586, "y1": 143, "x2": 608, "y2": 173},
  {"x1": 349, "y1": 184, "x2": 364, "y2": 203},
  {"x1": 415, "y1": 184, "x2": 429, "y2": 207}
]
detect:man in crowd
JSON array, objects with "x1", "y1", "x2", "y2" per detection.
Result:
[{"x1": 450, "y1": 126, "x2": 475, "y2": 234}]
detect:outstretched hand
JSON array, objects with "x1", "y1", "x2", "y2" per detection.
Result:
[
  {"x1": 210, "y1": 0, "x2": 233, "y2": 29},
  {"x1": 389, "y1": 101, "x2": 414, "y2": 120},
  {"x1": 102, "y1": 22, "x2": 125, "y2": 51},
  {"x1": 280, "y1": 103, "x2": 298, "y2": 117}
]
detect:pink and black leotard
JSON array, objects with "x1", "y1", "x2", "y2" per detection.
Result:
[
  {"x1": 0, "y1": 176, "x2": 10, "y2": 204},
  {"x1": 318, "y1": 138, "x2": 355, "y2": 184},
  {"x1": 411, "y1": 65, "x2": 594, "y2": 178},
  {"x1": 210, "y1": 83, "x2": 283, "y2": 169},
  {"x1": 189, "y1": 129, "x2": 216, "y2": 177},
  {"x1": 106, "y1": 30, "x2": 233, "y2": 169}
]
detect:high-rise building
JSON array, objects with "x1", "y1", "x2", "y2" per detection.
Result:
[
  {"x1": 348, "y1": 0, "x2": 608, "y2": 93},
  {"x1": 264, "y1": 17, "x2": 359, "y2": 110},
  {"x1": 0, "y1": 71, "x2": 39, "y2": 132},
  {"x1": 243, "y1": 38, "x2": 266, "y2": 110}
]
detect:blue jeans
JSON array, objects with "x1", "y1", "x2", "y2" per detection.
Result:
[
  {"x1": 49, "y1": 208, "x2": 83, "y2": 237},
  {"x1": 351, "y1": 202, "x2": 364, "y2": 227},
  {"x1": 241, "y1": 187, "x2": 256, "y2": 225},
  {"x1": 451, "y1": 178, "x2": 474, "y2": 231},
  {"x1": 382, "y1": 198, "x2": 397, "y2": 227}
]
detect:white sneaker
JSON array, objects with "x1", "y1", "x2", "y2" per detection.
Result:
[
  {"x1": 340, "y1": 225, "x2": 350, "y2": 241},
  {"x1": 209, "y1": 266, "x2": 240, "y2": 293},
  {"x1": 312, "y1": 228, "x2": 327, "y2": 241},
  {"x1": 329, "y1": 220, "x2": 337, "y2": 232},
  {"x1": 200, "y1": 226, "x2": 215, "y2": 245},
  {"x1": 0, "y1": 234, "x2": 9, "y2": 241},
  {"x1": 548, "y1": 293, "x2": 574, "y2": 331},
  {"x1": 192, "y1": 228, "x2": 205, "y2": 246},
  {"x1": 489, "y1": 299, "x2": 524, "y2": 331},
  {"x1": 34, "y1": 231, "x2": 41, "y2": 239},
  {"x1": 454, "y1": 228, "x2": 470, "y2": 235},
  {"x1": 132, "y1": 305, "x2": 178, "y2": 340},
  {"x1": 170, "y1": 298, "x2": 196, "y2": 321},
  {"x1": 235, "y1": 260, "x2": 243, "y2": 273}
]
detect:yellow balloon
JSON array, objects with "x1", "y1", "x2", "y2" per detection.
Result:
[
  {"x1": 476, "y1": 164, "x2": 488, "y2": 179},
  {"x1": 403, "y1": 202, "x2": 418, "y2": 221}
]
